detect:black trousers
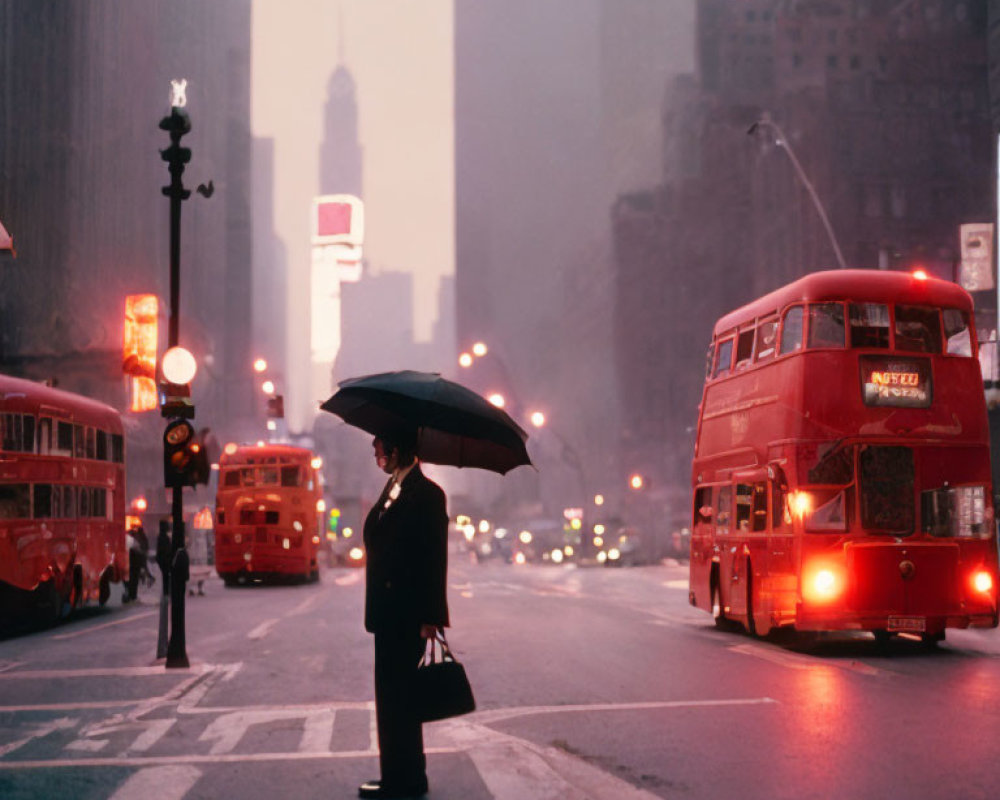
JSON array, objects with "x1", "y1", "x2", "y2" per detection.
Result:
[
  {"x1": 127, "y1": 551, "x2": 142, "y2": 600},
  {"x1": 373, "y1": 626, "x2": 427, "y2": 788}
]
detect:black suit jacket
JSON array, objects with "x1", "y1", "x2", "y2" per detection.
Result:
[{"x1": 363, "y1": 464, "x2": 450, "y2": 633}]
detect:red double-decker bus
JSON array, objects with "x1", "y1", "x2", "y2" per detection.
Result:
[
  {"x1": 215, "y1": 443, "x2": 324, "y2": 585},
  {"x1": 689, "y1": 270, "x2": 999, "y2": 644},
  {"x1": 0, "y1": 375, "x2": 127, "y2": 629}
]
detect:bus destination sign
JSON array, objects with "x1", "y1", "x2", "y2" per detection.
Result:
[{"x1": 860, "y1": 355, "x2": 931, "y2": 408}]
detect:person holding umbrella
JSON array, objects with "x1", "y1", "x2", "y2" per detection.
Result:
[
  {"x1": 358, "y1": 427, "x2": 448, "y2": 800},
  {"x1": 321, "y1": 370, "x2": 532, "y2": 799}
]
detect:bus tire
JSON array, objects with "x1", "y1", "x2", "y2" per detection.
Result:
[
  {"x1": 711, "y1": 569, "x2": 728, "y2": 629},
  {"x1": 873, "y1": 630, "x2": 893, "y2": 647},
  {"x1": 62, "y1": 564, "x2": 82, "y2": 618},
  {"x1": 745, "y1": 561, "x2": 760, "y2": 637},
  {"x1": 921, "y1": 631, "x2": 945, "y2": 648},
  {"x1": 98, "y1": 568, "x2": 112, "y2": 606},
  {"x1": 34, "y1": 580, "x2": 61, "y2": 627}
]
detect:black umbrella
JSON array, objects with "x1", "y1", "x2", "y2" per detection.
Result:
[{"x1": 320, "y1": 370, "x2": 532, "y2": 475}]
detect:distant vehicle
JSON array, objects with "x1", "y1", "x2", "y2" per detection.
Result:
[
  {"x1": 0, "y1": 374, "x2": 127, "y2": 629},
  {"x1": 690, "y1": 270, "x2": 999, "y2": 644},
  {"x1": 215, "y1": 443, "x2": 323, "y2": 585}
]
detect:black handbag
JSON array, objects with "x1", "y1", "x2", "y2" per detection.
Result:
[{"x1": 414, "y1": 630, "x2": 476, "y2": 722}]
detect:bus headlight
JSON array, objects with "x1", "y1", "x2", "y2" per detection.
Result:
[
  {"x1": 973, "y1": 571, "x2": 993, "y2": 594},
  {"x1": 349, "y1": 547, "x2": 364, "y2": 561}
]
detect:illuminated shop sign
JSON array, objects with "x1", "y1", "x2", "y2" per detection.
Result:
[{"x1": 860, "y1": 356, "x2": 931, "y2": 408}]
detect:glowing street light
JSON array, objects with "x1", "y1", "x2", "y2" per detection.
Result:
[
  {"x1": 487, "y1": 393, "x2": 506, "y2": 408},
  {"x1": 458, "y1": 352, "x2": 473, "y2": 368},
  {"x1": 253, "y1": 358, "x2": 268, "y2": 373},
  {"x1": 472, "y1": 342, "x2": 488, "y2": 357},
  {"x1": 629, "y1": 473, "x2": 644, "y2": 490},
  {"x1": 162, "y1": 346, "x2": 197, "y2": 385},
  {"x1": 529, "y1": 411, "x2": 546, "y2": 428},
  {"x1": 262, "y1": 379, "x2": 275, "y2": 395}
]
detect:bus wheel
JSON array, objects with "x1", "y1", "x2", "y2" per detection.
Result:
[
  {"x1": 34, "y1": 580, "x2": 61, "y2": 627},
  {"x1": 745, "y1": 562, "x2": 758, "y2": 637},
  {"x1": 62, "y1": 565, "x2": 82, "y2": 618},
  {"x1": 98, "y1": 569, "x2": 112, "y2": 606},
  {"x1": 921, "y1": 631, "x2": 945, "y2": 648},
  {"x1": 711, "y1": 571, "x2": 728, "y2": 629}
]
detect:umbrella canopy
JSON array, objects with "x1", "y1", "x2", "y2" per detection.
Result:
[{"x1": 320, "y1": 370, "x2": 532, "y2": 475}]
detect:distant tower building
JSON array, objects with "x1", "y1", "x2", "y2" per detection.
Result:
[
  {"x1": 311, "y1": 52, "x2": 365, "y2": 409},
  {"x1": 320, "y1": 64, "x2": 363, "y2": 197}
]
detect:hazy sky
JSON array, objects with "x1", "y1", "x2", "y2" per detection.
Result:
[{"x1": 252, "y1": 0, "x2": 454, "y2": 426}]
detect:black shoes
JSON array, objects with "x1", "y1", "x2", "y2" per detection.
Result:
[{"x1": 357, "y1": 778, "x2": 428, "y2": 799}]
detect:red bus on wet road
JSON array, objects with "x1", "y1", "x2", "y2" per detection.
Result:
[
  {"x1": 215, "y1": 443, "x2": 324, "y2": 585},
  {"x1": 0, "y1": 375, "x2": 127, "y2": 629},
  {"x1": 689, "y1": 270, "x2": 999, "y2": 644}
]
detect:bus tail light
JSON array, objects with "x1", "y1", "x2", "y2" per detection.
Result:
[
  {"x1": 803, "y1": 565, "x2": 843, "y2": 603},
  {"x1": 348, "y1": 547, "x2": 364, "y2": 562},
  {"x1": 973, "y1": 571, "x2": 993, "y2": 594}
]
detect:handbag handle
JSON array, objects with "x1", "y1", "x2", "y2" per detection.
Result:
[{"x1": 420, "y1": 629, "x2": 455, "y2": 667}]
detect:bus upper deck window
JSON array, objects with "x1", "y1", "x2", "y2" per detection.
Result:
[
  {"x1": 281, "y1": 466, "x2": 300, "y2": 487},
  {"x1": 260, "y1": 467, "x2": 279, "y2": 485},
  {"x1": 895, "y1": 305, "x2": 942, "y2": 353},
  {"x1": 223, "y1": 469, "x2": 240, "y2": 487},
  {"x1": 849, "y1": 303, "x2": 889, "y2": 348},
  {"x1": 735, "y1": 329, "x2": 754, "y2": 370},
  {"x1": 807, "y1": 303, "x2": 846, "y2": 348},
  {"x1": 713, "y1": 339, "x2": 734, "y2": 378},
  {"x1": 755, "y1": 318, "x2": 778, "y2": 362},
  {"x1": 943, "y1": 308, "x2": 972, "y2": 356},
  {"x1": 779, "y1": 306, "x2": 804, "y2": 355},
  {"x1": 704, "y1": 344, "x2": 714, "y2": 378}
]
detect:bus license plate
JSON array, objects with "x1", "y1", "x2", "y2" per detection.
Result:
[{"x1": 888, "y1": 616, "x2": 926, "y2": 632}]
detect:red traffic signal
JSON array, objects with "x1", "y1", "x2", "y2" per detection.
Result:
[{"x1": 163, "y1": 419, "x2": 210, "y2": 488}]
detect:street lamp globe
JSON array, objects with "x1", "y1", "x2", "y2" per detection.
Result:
[
  {"x1": 487, "y1": 393, "x2": 505, "y2": 408},
  {"x1": 162, "y1": 346, "x2": 197, "y2": 384},
  {"x1": 529, "y1": 411, "x2": 546, "y2": 428},
  {"x1": 262, "y1": 379, "x2": 275, "y2": 395},
  {"x1": 458, "y1": 352, "x2": 473, "y2": 368},
  {"x1": 253, "y1": 358, "x2": 268, "y2": 373},
  {"x1": 472, "y1": 342, "x2": 488, "y2": 357}
]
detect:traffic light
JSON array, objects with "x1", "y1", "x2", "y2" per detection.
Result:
[
  {"x1": 328, "y1": 507, "x2": 341, "y2": 534},
  {"x1": 267, "y1": 395, "x2": 284, "y2": 419},
  {"x1": 164, "y1": 419, "x2": 210, "y2": 488},
  {"x1": 159, "y1": 107, "x2": 192, "y2": 201}
]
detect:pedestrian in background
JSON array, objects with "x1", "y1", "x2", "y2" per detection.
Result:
[
  {"x1": 125, "y1": 524, "x2": 149, "y2": 602},
  {"x1": 358, "y1": 428, "x2": 449, "y2": 800}
]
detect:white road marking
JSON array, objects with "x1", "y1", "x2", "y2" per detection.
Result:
[
  {"x1": 72, "y1": 718, "x2": 177, "y2": 756},
  {"x1": 0, "y1": 665, "x2": 175, "y2": 680},
  {"x1": 0, "y1": 660, "x2": 25, "y2": 673},
  {"x1": 730, "y1": 642, "x2": 884, "y2": 675},
  {"x1": 334, "y1": 572, "x2": 361, "y2": 586},
  {"x1": 198, "y1": 707, "x2": 341, "y2": 755},
  {"x1": 439, "y1": 718, "x2": 664, "y2": 800},
  {"x1": 0, "y1": 748, "x2": 436, "y2": 769},
  {"x1": 51, "y1": 611, "x2": 157, "y2": 640},
  {"x1": 0, "y1": 700, "x2": 140, "y2": 712},
  {"x1": 246, "y1": 618, "x2": 280, "y2": 640},
  {"x1": 0, "y1": 717, "x2": 78, "y2": 757},
  {"x1": 299, "y1": 708, "x2": 336, "y2": 753},
  {"x1": 470, "y1": 696, "x2": 778, "y2": 726},
  {"x1": 287, "y1": 591, "x2": 325, "y2": 617},
  {"x1": 663, "y1": 579, "x2": 690, "y2": 589},
  {"x1": 64, "y1": 739, "x2": 108, "y2": 753},
  {"x1": 108, "y1": 765, "x2": 202, "y2": 800}
]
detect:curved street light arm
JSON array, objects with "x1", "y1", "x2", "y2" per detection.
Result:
[{"x1": 751, "y1": 114, "x2": 847, "y2": 270}]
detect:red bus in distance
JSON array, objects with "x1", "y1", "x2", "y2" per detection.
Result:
[
  {"x1": 0, "y1": 375, "x2": 127, "y2": 630},
  {"x1": 215, "y1": 443, "x2": 324, "y2": 585},
  {"x1": 689, "y1": 269, "x2": 998, "y2": 644}
]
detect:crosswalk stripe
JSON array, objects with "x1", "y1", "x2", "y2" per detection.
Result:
[{"x1": 108, "y1": 765, "x2": 201, "y2": 800}]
